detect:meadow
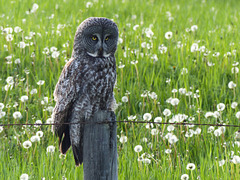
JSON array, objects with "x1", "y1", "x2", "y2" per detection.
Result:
[{"x1": 0, "y1": 0, "x2": 240, "y2": 179}]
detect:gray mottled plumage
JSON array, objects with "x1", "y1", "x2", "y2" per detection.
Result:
[{"x1": 52, "y1": 17, "x2": 118, "y2": 166}]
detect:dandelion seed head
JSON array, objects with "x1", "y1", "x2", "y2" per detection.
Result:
[
  {"x1": 231, "y1": 67, "x2": 239, "y2": 74},
  {"x1": 20, "y1": 173, "x2": 29, "y2": 180},
  {"x1": 191, "y1": 43, "x2": 198, "y2": 52},
  {"x1": 23, "y1": 140, "x2": 32, "y2": 149},
  {"x1": 30, "y1": 89, "x2": 37, "y2": 95},
  {"x1": 0, "y1": 126, "x2": 3, "y2": 133},
  {"x1": 134, "y1": 145, "x2": 143, "y2": 152},
  {"x1": 121, "y1": 96, "x2": 128, "y2": 102},
  {"x1": 181, "y1": 174, "x2": 189, "y2": 180},
  {"x1": 119, "y1": 136, "x2": 127, "y2": 143},
  {"x1": 36, "y1": 131, "x2": 44, "y2": 137},
  {"x1": 46, "y1": 145, "x2": 55, "y2": 153},
  {"x1": 165, "y1": 31, "x2": 172, "y2": 39},
  {"x1": 186, "y1": 163, "x2": 196, "y2": 170},
  {"x1": 163, "y1": 109, "x2": 171, "y2": 116},
  {"x1": 154, "y1": 117, "x2": 162, "y2": 123},
  {"x1": 20, "y1": 95, "x2": 28, "y2": 102},
  {"x1": 13, "y1": 111, "x2": 22, "y2": 119},
  {"x1": 37, "y1": 80, "x2": 45, "y2": 85},
  {"x1": 30, "y1": 135, "x2": 40, "y2": 142},
  {"x1": 217, "y1": 103, "x2": 225, "y2": 111},
  {"x1": 219, "y1": 159, "x2": 225, "y2": 166},
  {"x1": 151, "y1": 128, "x2": 159, "y2": 135},
  {"x1": 228, "y1": 81, "x2": 236, "y2": 89},
  {"x1": 143, "y1": 113, "x2": 152, "y2": 121}
]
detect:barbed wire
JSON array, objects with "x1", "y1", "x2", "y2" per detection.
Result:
[{"x1": 0, "y1": 120, "x2": 240, "y2": 128}]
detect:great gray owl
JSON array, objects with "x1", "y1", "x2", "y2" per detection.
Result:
[{"x1": 52, "y1": 17, "x2": 118, "y2": 166}]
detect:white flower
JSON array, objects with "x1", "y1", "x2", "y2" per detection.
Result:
[
  {"x1": 232, "y1": 155, "x2": 240, "y2": 164},
  {"x1": 148, "y1": 92, "x2": 157, "y2": 100},
  {"x1": 207, "y1": 126, "x2": 214, "y2": 133},
  {"x1": 168, "y1": 134, "x2": 178, "y2": 144},
  {"x1": 185, "y1": 130, "x2": 194, "y2": 138},
  {"x1": 214, "y1": 129, "x2": 222, "y2": 137},
  {"x1": 186, "y1": 163, "x2": 196, "y2": 170},
  {"x1": 37, "y1": 80, "x2": 45, "y2": 85},
  {"x1": 151, "y1": 128, "x2": 159, "y2": 135},
  {"x1": 228, "y1": 81, "x2": 236, "y2": 89},
  {"x1": 128, "y1": 115, "x2": 136, "y2": 120},
  {"x1": 46, "y1": 118, "x2": 53, "y2": 124},
  {"x1": 236, "y1": 112, "x2": 240, "y2": 119},
  {"x1": 36, "y1": 131, "x2": 44, "y2": 137},
  {"x1": 194, "y1": 128, "x2": 201, "y2": 135},
  {"x1": 0, "y1": 103, "x2": 4, "y2": 110},
  {"x1": 181, "y1": 68, "x2": 188, "y2": 75},
  {"x1": 121, "y1": 96, "x2": 128, "y2": 103},
  {"x1": 18, "y1": 41, "x2": 26, "y2": 48},
  {"x1": 191, "y1": 43, "x2": 198, "y2": 52},
  {"x1": 20, "y1": 95, "x2": 28, "y2": 102},
  {"x1": 86, "y1": 2, "x2": 93, "y2": 8},
  {"x1": 191, "y1": 25, "x2": 198, "y2": 31},
  {"x1": 30, "y1": 89, "x2": 37, "y2": 95},
  {"x1": 142, "y1": 158, "x2": 151, "y2": 164},
  {"x1": 205, "y1": 112, "x2": 214, "y2": 118},
  {"x1": 154, "y1": 117, "x2": 162, "y2": 123},
  {"x1": 14, "y1": 26, "x2": 22, "y2": 33},
  {"x1": 13, "y1": 111, "x2": 22, "y2": 119},
  {"x1": 23, "y1": 140, "x2": 32, "y2": 149},
  {"x1": 179, "y1": 88, "x2": 187, "y2": 95},
  {"x1": 167, "y1": 125, "x2": 175, "y2": 132},
  {"x1": 0, "y1": 126, "x2": 3, "y2": 133},
  {"x1": 143, "y1": 113, "x2": 152, "y2": 121},
  {"x1": 119, "y1": 136, "x2": 127, "y2": 143},
  {"x1": 3, "y1": 27, "x2": 13, "y2": 34},
  {"x1": 165, "y1": 149, "x2": 172, "y2": 154},
  {"x1": 231, "y1": 67, "x2": 239, "y2": 74},
  {"x1": 6, "y1": 34, "x2": 13, "y2": 41},
  {"x1": 165, "y1": 31, "x2": 172, "y2": 39},
  {"x1": 30, "y1": 135, "x2": 40, "y2": 142},
  {"x1": 163, "y1": 109, "x2": 171, "y2": 116},
  {"x1": 134, "y1": 145, "x2": 143, "y2": 152},
  {"x1": 219, "y1": 159, "x2": 225, "y2": 166},
  {"x1": 145, "y1": 28, "x2": 154, "y2": 38},
  {"x1": 34, "y1": 120, "x2": 42, "y2": 127},
  {"x1": 181, "y1": 174, "x2": 189, "y2": 180},
  {"x1": 207, "y1": 61, "x2": 215, "y2": 67},
  {"x1": 20, "y1": 173, "x2": 29, "y2": 180},
  {"x1": 51, "y1": 51, "x2": 60, "y2": 58},
  {"x1": 46, "y1": 146, "x2": 55, "y2": 154},
  {"x1": 15, "y1": 58, "x2": 21, "y2": 64},
  {"x1": 231, "y1": 102, "x2": 238, "y2": 109},
  {"x1": 217, "y1": 103, "x2": 225, "y2": 111},
  {"x1": 170, "y1": 98, "x2": 180, "y2": 106},
  {"x1": 31, "y1": 3, "x2": 39, "y2": 13},
  {"x1": 133, "y1": 24, "x2": 139, "y2": 31},
  {"x1": 213, "y1": 52, "x2": 220, "y2": 57}
]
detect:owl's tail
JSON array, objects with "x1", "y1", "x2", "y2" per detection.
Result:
[{"x1": 72, "y1": 143, "x2": 84, "y2": 166}]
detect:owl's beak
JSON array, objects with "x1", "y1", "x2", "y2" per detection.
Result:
[{"x1": 98, "y1": 47, "x2": 103, "y2": 57}]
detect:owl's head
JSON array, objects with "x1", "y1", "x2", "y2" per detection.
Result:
[{"x1": 73, "y1": 17, "x2": 119, "y2": 58}]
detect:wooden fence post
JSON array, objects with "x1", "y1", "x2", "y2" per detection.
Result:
[{"x1": 83, "y1": 110, "x2": 118, "y2": 180}]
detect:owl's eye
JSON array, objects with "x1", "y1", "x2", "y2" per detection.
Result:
[
  {"x1": 92, "y1": 35, "x2": 98, "y2": 41},
  {"x1": 105, "y1": 36, "x2": 109, "y2": 41}
]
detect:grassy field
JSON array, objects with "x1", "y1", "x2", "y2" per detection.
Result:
[{"x1": 1, "y1": 0, "x2": 240, "y2": 179}]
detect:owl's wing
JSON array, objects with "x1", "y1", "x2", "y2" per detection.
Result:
[{"x1": 53, "y1": 59, "x2": 79, "y2": 153}]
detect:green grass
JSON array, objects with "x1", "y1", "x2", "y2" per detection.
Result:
[{"x1": 1, "y1": 0, "x2": 240, "y2": 179}]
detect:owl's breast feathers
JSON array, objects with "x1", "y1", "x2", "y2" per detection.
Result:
[{"x1": 53, "y1": 56, "x2": 116, "y2": 133}]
